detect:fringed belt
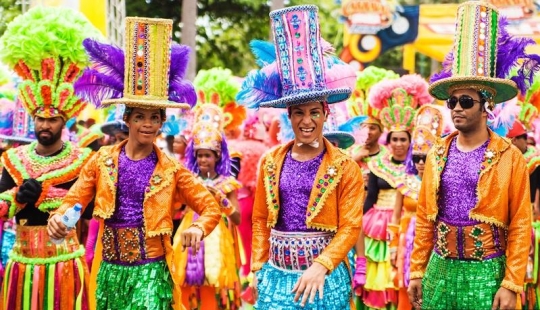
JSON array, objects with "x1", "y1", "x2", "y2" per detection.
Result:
[
  {"x1": 102, "y1": 225, "x2": 165, "y2": 266},
  {"x1": 434, "y1": 221, "x2": 507, "y2": 261},
  {"x1": 10, "y1": 225, "x2": 84, "y2": 264},
  {"x1": 269, "y1": 229, "x2": 333, "y2": 271}
]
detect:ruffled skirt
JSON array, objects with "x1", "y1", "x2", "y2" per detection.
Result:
[
  {"x1": 362, "y1": 207, "x2": 396, "y2": 309},
  {"x1": 255, "y1": 262, "x2": 351, "y2": 310}
]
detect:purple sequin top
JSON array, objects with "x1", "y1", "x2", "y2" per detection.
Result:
[
  {"x1": 438, "y1": 138, "x2": 489, "y2": 225},
  {"x1": 105, "y1": 147, "x2": 158, "y2": 227},
  {"x1": 274, "y1": 150, "x2": 325, "y2": 232}
]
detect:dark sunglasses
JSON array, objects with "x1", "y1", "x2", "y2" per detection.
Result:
[
  {"x1": 412, "y1": 154, "x2": 427, "y2": 164},
  {"x1": 446, "y1": 95, "x2": 483, "y2": 110}
]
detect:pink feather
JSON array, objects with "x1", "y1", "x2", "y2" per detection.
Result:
[{"x1": 368, "y1": 74, "x2": 433, "y2": 110}]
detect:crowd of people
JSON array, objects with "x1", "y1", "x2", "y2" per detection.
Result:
[{"x1": 0, "y1": 1, "x2": 539, "y2": 310}]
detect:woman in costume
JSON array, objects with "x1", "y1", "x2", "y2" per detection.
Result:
[
  {"x1": 361, "y1": 74, "x2": 432, "y2": 309},
  {"x1": 48, "y1": 18, "x2": 222, "y2": 310},
  {"x1": 175, "y1": 103, "x2": 243, "y2": 310},
  {"x1": 237, "y1": 5, "x2": 363, "y2": 309},
  {"x1": 388, "y1": 105, "x2": 442, "y2": 310}
]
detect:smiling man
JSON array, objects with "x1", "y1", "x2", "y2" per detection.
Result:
[
  {"x1": 237, "y1": 5, "x2": 364, "y2": 310},
  {"x1": 408, "y1": 2, "x2": 533, "y2": 310}
]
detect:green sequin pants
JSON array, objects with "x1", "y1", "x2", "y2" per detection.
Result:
[
  {"x1": 96, "y1": 260, "x2": 173, "y2": 310},
  {"x1": 422, "y1": 253, "x2": 505, "y2": 309}
]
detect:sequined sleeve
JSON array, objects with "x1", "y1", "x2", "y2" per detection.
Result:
[
  {"x1": 251, "y1": 155, "x2": 271, "y2": 272},
  {"x1": 502, "y1": 152, "x2": 532, "y2": 293},
  {"x1": 313, "y1": 159, "x2": 364, "y2": 272},
  {"x1": 409, "y1": 151, "x2": 436, "y2": 280},
  {"x1": 54, "y1": 152, "x2": 98, "y2": 216},
  {"x1": 174, "y1": 166, "x2": 221, "y2": 238}
]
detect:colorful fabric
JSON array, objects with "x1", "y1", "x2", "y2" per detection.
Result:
[
  {"x1": 255, "y1": 262, "x2": 351, "y2": 310},
  {"x1": 410, "y1": 130, "x2": 532, "y2": 294},
  {"x1": 96, "y1": 260, "x2": 172, "y2": 310},
  {"x1": 422, "y1": 253, "x2": 505, "y2": 309},
  {"x1": 2, "y1": 226, "x2": 88, "y2": 309},
  {"x1": 269, "y1": 230, "x2": 333, "y2": 271},
  {"x1": 275, "y1": 150, "x2": 325, "y2": 232},
  {"x1": 251, "y1": 139, "x2": 364, "y2": 273}
]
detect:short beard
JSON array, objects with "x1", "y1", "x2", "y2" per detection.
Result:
[{"x1": 35, "y1": 129, "x2": 62, "y2": 146}]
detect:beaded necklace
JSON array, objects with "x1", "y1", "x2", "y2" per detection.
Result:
[{"x1": 368, "y1": 152, "x2": 406, "y2": 188}]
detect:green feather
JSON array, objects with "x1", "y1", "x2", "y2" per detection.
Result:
[{"x1": 193, "y1": 67, "x2": 240, "y2": 106}]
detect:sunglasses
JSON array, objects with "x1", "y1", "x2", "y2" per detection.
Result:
[
  {"x1": 412, "y1": 154, "x2": 427, "y2": 164},
  {"x1": 446, "y1": 95, "x2": 482, "y2": 110}
]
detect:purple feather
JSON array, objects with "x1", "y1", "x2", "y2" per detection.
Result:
[
  {"x1": 82, "y1": 38, "x2": 125, "y2": 84},
  {"x1": 169, "y1": 79, "x2": 197, "y2": 108},
  {"x1": 74, "y1": 69, "x2": 123, "y2": 108},
  {"x1": 185, "y1": 212, "x2": 206, "y2": 286},
  {"x1": 185, "y1": 140, "x2": 197, "y2": 173},
  {"x1": 170, "y1": 44, "x2": 191, "y2": 81},
  {"x1": 431, "y1": 16, "x2": 540, "y2": 96},
  {"x1": 215, "y1": 135, "x2": 231, "y2": 177}
]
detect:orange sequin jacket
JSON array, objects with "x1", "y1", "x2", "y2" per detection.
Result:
[
  {"x1": 54, "y1": 140, "x2": 221, "y2": 310},
  {"x1": 251, "y1": 138, "x2": 365, "y2": 273},
  {"x1": 410, "y1": 130, "x2": 532, "y2": 293}
]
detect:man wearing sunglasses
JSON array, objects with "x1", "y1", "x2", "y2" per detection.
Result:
[{"x1": 408, "y1": 2, "x2": 533, "y2": 310}]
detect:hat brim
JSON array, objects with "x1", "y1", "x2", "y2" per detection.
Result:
[
  {"x1": 102, "y1": 98, "x2": 191, "y2": 110},
  {"x1": 0, "y1": 134, "x2": 35, "y2": 144},
  {"x1": 101, "y1": 121, "x2": 129, "y2": 136},
  {"x1": 323, "y1": 131, "x2": 355, "y2": 149},
  {"x1": 259, "y1": 88, "x2": 352, "y2": 109},
  {"x1": 429, "y1": 76, "x2": 518, "y2": 104}
]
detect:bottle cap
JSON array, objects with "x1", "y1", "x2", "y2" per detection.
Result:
[{"x1": 73, "y1": 203, "x2": 82, "y2": 212}]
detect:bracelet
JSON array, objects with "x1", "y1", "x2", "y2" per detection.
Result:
[{"x1": 221, "y1": 198, "x2": 235, "y2": 216}]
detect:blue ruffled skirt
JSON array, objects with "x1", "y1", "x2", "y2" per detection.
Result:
[{"x1": 255, "y1": 262, "x2": 351, "y2": 310}]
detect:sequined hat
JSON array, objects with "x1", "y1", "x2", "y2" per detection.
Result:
[
  {"x1": 100, "y1": 105, "x2": 129, "y2": 136},
  {"x1": 429, "y1": 2, "x2": 520, "y2": 103},
  {"x1": 236, "y1": 5, "x2": 355, "y2": 109},
  {"x1": 323, "y1": 106, "x2": 366, "y2": 149}
]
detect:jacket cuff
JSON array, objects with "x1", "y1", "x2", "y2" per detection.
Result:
[
  {"x1": 189, "y1": 222, "x2": 207, "y2": 239},
  {"x1": 409, "y1": 271, "x2": 425, "y2": 280},
  {"x1": 251, "y1": 262, "x2": 264, "y2": 273},
  {"x1": 501, "y1": 279, "x2": 523, "y2": 293},
  {"x1": 314, "y1": 255, "x2": 334, "y2": 273}
]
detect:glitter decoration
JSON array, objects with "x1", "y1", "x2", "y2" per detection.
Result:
[
  {"x1": 437, "y1": 138, "x2": 489, "y2": 225},
  {"x1": 269, "y1": 230, "x2": 333, "y2": 271},
  {"x1": 274, "y1": 150, "x2": 325, "y2": 232},
  {"x1": 422, "y1": 253, "x2": 506, "y2": 308},
  {"x1": 105, "y1": 147, "x2": 157, "y2": 227}
]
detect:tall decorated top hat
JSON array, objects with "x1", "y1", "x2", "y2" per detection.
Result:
[
  {"x1": 429, "y1": 1, "x2": 540, "y2": 104},
  {"x1": 236, "y1": 5, "x2": 356, "y2": 109},
  {"x1": 75, "y1": 18, "x2": 197, "y2": 112},
  {"x1": 0, "y1": 7, "x2": 102, "y2": 120}
]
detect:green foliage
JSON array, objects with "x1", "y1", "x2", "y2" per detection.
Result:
[{"x1": 0, "y1": 0, "x2": 21, "y2": 37}]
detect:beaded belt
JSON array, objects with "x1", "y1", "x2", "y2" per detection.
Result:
[
  {"x1": 10, "y1": 225, "x2": 84, "y2": 264},
  {"x1": 102, "y1": 225, "x2": 165, "y2": 265},
  {"x1": 434, "y1": 221, "x2": 507, "y2": 261},
  {"x1": 269, "y1": 229, "x2": 333, "y2": 271},
  {"x1": 374, "y1": 189, "x2": 397, "y2": 210}
]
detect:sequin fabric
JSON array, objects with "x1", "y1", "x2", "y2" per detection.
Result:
[
  {"x1": 422, "y1": 253, "x2": 505, "y2": 309},
  {"x1": 256, "y1": 262, "x2": 351, "y2": 310},
  {"x1": 106, "y1": 147, "x2": 157, "y2": 227},
  {"x1": 438, "y1": 138, "x2": 489, "y2": 225},
  {"x1": 274, "y1": 150, "x2": 325, "y2": 232}
]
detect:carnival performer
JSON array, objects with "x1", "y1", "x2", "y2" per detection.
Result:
[
  {"x1": 175, "y1": 103, "x2": 242, "y2": 310},
  {"x1": 0, "y1": 7, "x2": 101, "y2": 308},
  {"x1": 388, "y1": 105, "x2": 443, "y2": 310},
  {"x1": 237, "y1": 5, "x2": 363, "y2": 309},
  {"x1": 408, "y1": 2, "x2": 535, "y2": 309},
  {"x1": 361, "y1": 74, "x2": 431, "y2": 309},
  {"x1": 47, "y1": 17, "x2": 222, "y2": 310},
  {"x1": 346, "y1": 66, "x2": 398, "y2": 301}
]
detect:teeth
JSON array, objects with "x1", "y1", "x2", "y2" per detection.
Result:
[{"x1": 300, "y1": 128, "x2": 314, "y2": 132}]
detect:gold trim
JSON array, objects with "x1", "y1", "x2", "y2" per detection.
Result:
[
  {"x1": 429, "y1": 75, "x2": 517, "y2": 102},
  {"x1": 102, "y1": 98, "x2": 190, "y2": 110},
  {"x1": 125, "y1": 17, "x2": 174, "y2": 25}
]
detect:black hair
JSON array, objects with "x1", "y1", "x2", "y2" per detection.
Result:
[
  {"x1": 386, "y1": 131, "x2": 411, "y2": 145},
  {"x1": 123, "y1": 107, "x2": 167, "y2": 122},
  {"x1": 516, "y1": 133, "x2": 528, "y2": 141}
]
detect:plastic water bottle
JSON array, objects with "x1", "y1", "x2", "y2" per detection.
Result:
[{"x1": 51, "y1": 203, "x2": 82, "y2": 245}]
